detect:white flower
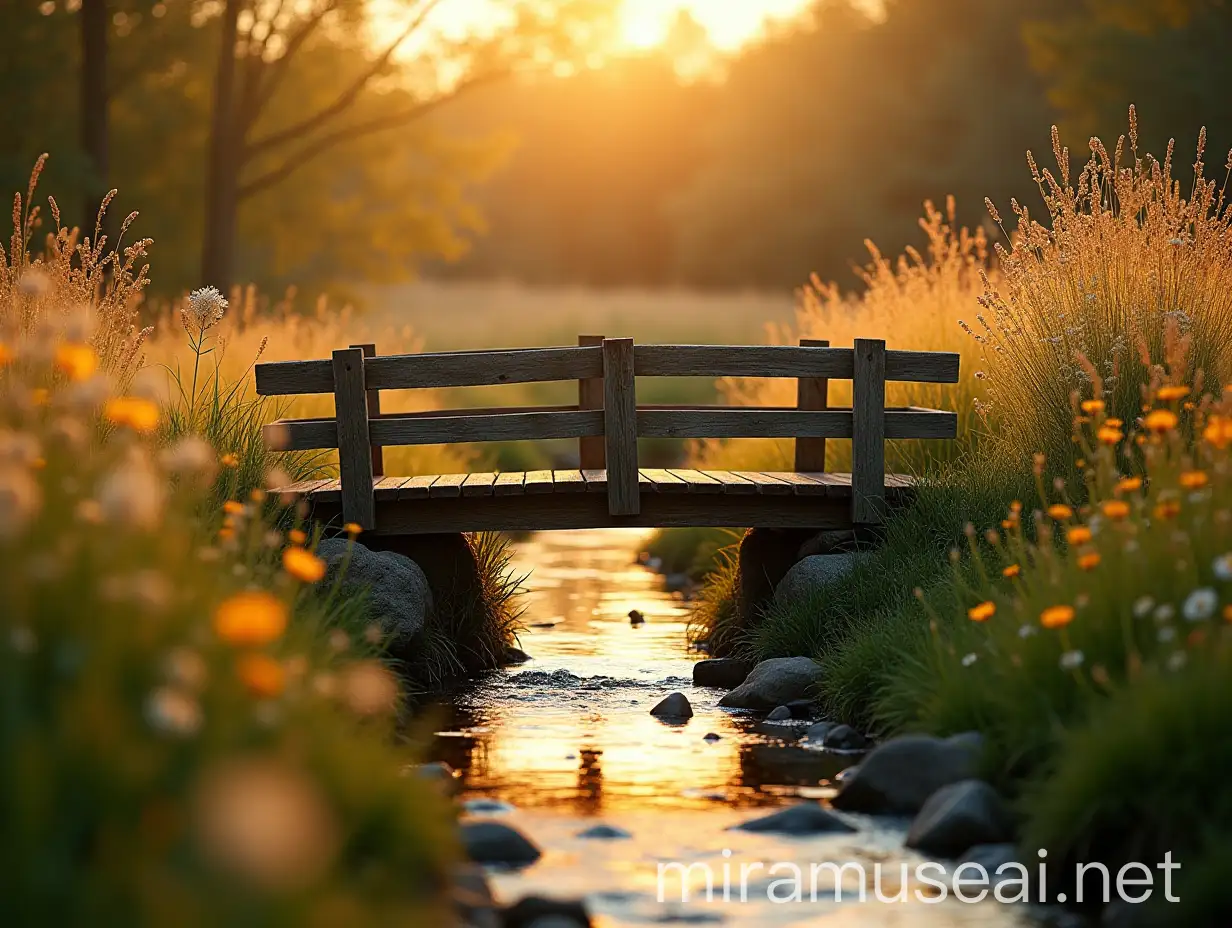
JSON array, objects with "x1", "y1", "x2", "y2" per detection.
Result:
[
  {"x1": 961, "y1": 653, "x2": 978, "y2": 667},
  {"x1": 1132, "y1": 596, "x2": 1155, "y2": 618},
  {"x1": 1018, "y1": 625, "x2": 1037, "y2": 639},
  {"x1": 1153, "y1": 603, "x2": 1175, "y2": 623},
  {"x1": 145, "y1": 687, "x2": 202, "y2": 736},
  {"x1": 1213, "y1": 553, "x2": 1232, "y2": 581},
  {"x1": 1158, "y1": 627, "x2": 1176, "y2": 643},
  {"x1": 183, "y1": 286, "x2": 228, "y2": 332},
  {"x1": 1059, "y1": 650, "x2": 1085, "y2": 671},
  {"x1": 1182, "y1": 588, "x2": 1218, "y2": 622},
  {"x1": 1167, "y1": 651, "x2": 1188, "y2": 672}
]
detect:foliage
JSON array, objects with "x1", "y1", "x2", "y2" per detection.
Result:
[
  {"x1": 686, "y1": 544, "x2": 743, "y2": 655},
  {"x1": 643, "y1": 526, "x2": 737, "y2": 581}
]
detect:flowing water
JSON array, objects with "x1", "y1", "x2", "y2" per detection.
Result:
[{"x1": 428, "y1": 529, "x2": 1038, "y2": 927}]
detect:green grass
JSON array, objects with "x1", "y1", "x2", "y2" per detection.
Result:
[{"x1": 644, "y1": 526, "x2": 739, "y2": 581}]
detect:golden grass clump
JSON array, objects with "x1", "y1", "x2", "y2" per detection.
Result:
[{"x1": 974, "y1": 108, "x2": 1232, "y2": 464}]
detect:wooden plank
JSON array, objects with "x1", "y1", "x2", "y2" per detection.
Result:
[
  {"x1": 602, "y1": 338, "x2": 640, "y2": 516},
  {"x1": 732, "y1": 472, "x2": 794, "y2": 495},
  {"x1": 884, "y1": 408, "x2": 958, "y2": 439},
  {"x1": 462, "y1": 472, "x2": 497, "y2": 497},
  {"x1": 373, "y1": 476, "x2": 409, "y2": 501},
  {"x1": 351, "y1": 343, "x2": 384, "y2": 477},
  {"x1": 524, "y1": 470, "x2": 555, "y2": 494},
  {"x1": 264, "y1": 419, "x2": 336, "y2": 451},
  {"x1": 640, "y1": 468, "x2": 689, "y2": 493},
  {"x1": 309, "y1": 479, "x2": 343, "y2": 503},
  {"x1": 702, "y1": 470, "x2": 758, "y2": 495},
  {"x1": 367, "y1": 346, "x2": 602, "y2": 390},
  {"x1": 399, "y1": 475, "x2": 438, "y2": 500},
  {"x1": 493, "y1": 472, "x2": 526, "y2": 496},
  {"x1": 552, "y1": 469, "x2": 587, "y2": 493},
  {"x1": 276, "y1": 478, "x2": 331, "y2": 495},
  {"x1": 632, "y1": 345, "x2": 959, "y2": 383},
  {"x1": 577, "y1": 334, "x2": 606, "y2": 469},
  {"x1": 256, "y1": 358, "x2": 333, "y2": 396},
  {"x1": 638, "y1": 409, "x2": 851, "y2": 439},
  {"x1": 370, "y1": 410, "x2": 603, "y2": 447},
  {"x1": 332, "y1": 347, "x2": 375, "y2": 530},
  {"x1": 427, "y1": 474, "x2": 468, "y2": 498},
  {"x1": 795, "y1": 337, "x2": 829, "y2": 472},
  {"x1": 582, "y1": 469, "x2": 608, "y2": 493},
  {"x1": 667, "y1": 469, "x2": 725, "y2": 492},
  {"x1": 762, "y1": 472, "x2": 830, "y2": 495},
  {"x1": 852, "y1": 338, "x2": 887, "y2": 524}
]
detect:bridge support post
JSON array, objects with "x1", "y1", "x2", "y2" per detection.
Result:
[
  {"x1": 350, "y1": 342, "x2": 384, "y2": 478},
  {"x1": 332, "y1": 346, "x2": 376, "y2": 530},
  {"x1": 852, "y1": 338, "x2": 887, "y2": 524},
  {"x1": 602, "y1": 337, "x2": 639, "y2": 516}
]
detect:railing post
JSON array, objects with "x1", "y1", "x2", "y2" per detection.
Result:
[
  {"x1": 350, "y1": 343, "x2": 383, "y2": 478},
  {"x1": 794, "y1": 337, "x2": 829, "y2": 472},
  {"x1": 577, "y1": 334, "x2": 606, "y2": 469},
  {"x1": 602, "y1": 337, "x2": 639, "y2": 516},
  {"x1": 332, "y1": 347, "x2": 376, "y2": 530},
  {"x1": 852, "y1": 338, "x2": 887, "y2": 524}
]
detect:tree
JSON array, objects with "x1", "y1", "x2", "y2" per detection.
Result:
[
  {"x1": 199, "y1": 0, "x2": 617, "y2": 292},
  {"x1": 79, "y1": 0, "x2": 109, "y2": 235}
]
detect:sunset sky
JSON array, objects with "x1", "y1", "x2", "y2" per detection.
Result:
[{"x1": 615, "y1": 0, "x2": 814, "y2": 51}]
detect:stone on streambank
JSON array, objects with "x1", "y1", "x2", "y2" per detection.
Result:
[
  {"x1": 576, "y1": 823, "x2": 631, "y2": 840},
  {"x1": 316, "y1": 539, "x2": 431, "y2": 659},
  {"x1": 692, "y1": 657, "x2": 754, "y2": 689},
  {"x1": 773, "y1": 554, "x2": 863, "y2": 608},
  {"x1": 460, "y1": 820, "x2": 542, "y2": 867},
  {"x1": 823, "y1": 724, "x2": 870, "y2": 751},
  {"x1": 731, "y1": 803, "x2": 857, "y2": 836},
  {"x1": 765, "y1": 705, "x2": 793, "y2": 721},
  {"x1": 503, "y1": 646, "x2": 532, "y2": 665},
  {"x1": 906, "y1": 780, "x2": 1013, "y2": 858},
  {"x1": 719, "y1": 657, "x2": 823, "y2": 710},
  {"x1": 503, "y1": 896, "x2": 593, "y2": 928},
  {"x1": 959, "y1": 843, "x2": 1024, "y2": 884},
  {"x1": 650, "y1": 692, "x2": 693, "y2": 718},
  {"x1": 830, "y1": 732, "x2": 985, "y2": 814}
]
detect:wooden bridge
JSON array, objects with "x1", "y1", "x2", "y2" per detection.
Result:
[{"x1": 256, "y1": 337, "x2": 958, "y2": 535}]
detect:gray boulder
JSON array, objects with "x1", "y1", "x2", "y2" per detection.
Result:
[
  {"x1": 316, "y1": 539, "x2": 432, "y2": 654},
  {"x1": 731, "y1": 803, "x2": 857, "y2": 835},
  {"x1": 719, "y1": 657, "x2": 822, "y2": 710},
  {"x1": 830, "y1": 732, "x2": 984, "y2": 814},
  {"x1": 576, "y1": 824, "x2": 630, "y2": 840},
  {"x1": 801, "y1": 721, "x2": 833, "y2": 744},
  {"x1": 650, "y1": 692, "x2": 693, "y2": 719},
  {"x1": 823, "y1": 724, "x2": 870, "y2": 751},
  {"x1": 460, "y1": 820, "x2": 542, "y2": 867},
  {"x1": 773, "y1": 554, "x2": 861, "y2": 607},
  {"x1": 503, "y1": 897, "x2": 592, "y2": 928},
  {"x1": 503, "y1": 646, "x2": 532, "y2": 665},
  {"x1": 692, "y1": 657, "x2": 754, "y2": 689},
  {"x1": 765, "y1": 705, "x2": 792, "y2": 721},
  {"x1": 906, "y1": 780, "x2": 1012, "y2": 858},
  {"x1": 797, "y1": 529, "x2": 859, "y2": 559},
  {"x1": 958, "y1": 843, "x2": 1024, "y2": 887}
]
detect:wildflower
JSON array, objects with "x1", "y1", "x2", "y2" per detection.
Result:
[
  {"x1": 1041, "y1": 605, "x2": 1075, "y2": 629},
  {"x1": 961, "y1": 653, "x2": 978, "y2": 667},
  {"x1": 1010, "y1": 500, "x2": 1023, "y2": 514},
  {"x1": 1157, "y1": 385, "x2": 1190, "y2": 402},
  {"x1": 1153, "y1": 499, "x2": 1181, "y2": 520},
  {"x1": 1078, "y1": 551, "x2": 1101, "y2": 571},
  {"x1": 54, "y1": 343, "x2": 97, "y2": 381},
  {"x1": 1143, "y1": 409, "x2": 1178, "y2": 433},
  {"x1": 1159, "y1": 626, "x2": 1177, "y2": 643},
  {"x1": 283, "y1": 546, "x2": 326, "y2": 583},
  {"x1": 214, "y1": 591, "x2": 287, "y2": 646},
  {"x1": 220, "y1": 452, "x2": 239, "y2": 468},
  {"x1": 1067, "y1": 526, "x2": 1092, "y2": 545},
  {"x1": 1132, "y1": 596, "x2": 1155, "y2": 618},
  {"x1": 17, "y1": 268, "x2": 51, "y2": 296},
  {"x1": 1179, "y1": 470, "x2": 1209, "y2": 490},
  {"x1": 968, "y1": 601, "x2": 996, "y2": 622},
  {"x1": 145, "y1": 687, "x2": 202, "y2": 736},
  {"x1": 1059, "y1": 650, "x2": 1085, "y2": 670},
  {"x1": 1081, "y1": 399, "x2": 1105, "y2": 414},
  {"x1": 250, "y1": 488, "x2": 267, "y2": 504},
  {"x1": 1018, "y1": 624, "x2": 1037, "y2": 638},
  {"x1": 0, "y1": 342, "x2": 11, "y2": 366},
  {"x1": 237, "y1": 653, "x2": 286, "y2": 699},
  {"x1": 183, "y1": 286, "x2": 228, "y2": 332},
  {"x1": 30, "y1": 388, "x2": 49, "y2": 406},
  {"x1": 1102, "y1": 500, "x2": 1130, "y2": 521},
  {"x1": 1097, "y1": 426, "x2": 1124, "y2": 445},
  {"x1": 1224, "y1": 604, "x2": 1232, "y2": 623},
  {"x1": 1002, "y1": 564, "x2": 1021, "y2": 578},
  {"x1": 1116, "y1": 476, "x2": 1143, "y2": 493},
  {"x1": 288, "y1": 529, "x2": 307, "y2": 545},
  {"x1": 160, "y1": 436, "x2": 218, "y2": 480},
  {"x1": 340, "y1": 661, "x2": 399, "y2": 715},
  {"x1": 1047, "y1": 504, "x2": 1073, "y2": 520},
  {"x1": 223, "y1": 500, "x2": 245, "y2": 516},
  {"x1": 344, "y1": 522, "x2": 363, "y2": 536},
  {"x1": 1213, "y1": 553, "x2": 1232, "y2": 580},
  {"x1": 165, "y1": 648, "x2": 208, "y2": 690},
  {"x1": 1154, "y1": 604, "x2": 1176, "y2": 623},
  {"x1": 1204, "y1": 415, "x2": 1232, "y2": 449},
  {"x1": 97, "y1": 454, "x2": 164, "y2": 529},
  {"x1": 1183, "y1": 588, "x2": 1218, "y2": 622},
  {"x1": 1167, "y1": 651, "x2": 1188, "y2": 672},
  {"x1": 104, "y1": 396, "x2": 160, "y2": 433},
  {"x1": 1105, "y1": 418, "x2": 1123, "y2": 428}
]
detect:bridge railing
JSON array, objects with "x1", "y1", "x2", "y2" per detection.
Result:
[{"x1": 256, "y1": 336, "x2": 959, "y2": 530}]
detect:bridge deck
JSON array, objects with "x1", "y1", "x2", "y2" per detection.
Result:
[{"x1": 282, "y1": 470, "x2": 916, "y2": 535}]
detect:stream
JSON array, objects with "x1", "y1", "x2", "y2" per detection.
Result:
[{"x1": 427, "y1": 528, "x2": 1038, "y2": 927}]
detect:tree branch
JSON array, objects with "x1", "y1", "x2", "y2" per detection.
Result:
[
  {"x1": 246, "y1": 0, "x2": 337, "y2": 128},
  {"x1": 236, "y1": 70, "x2": 503, "y2": 200},
  {"x1": 244, "y1": 0, "x2": 443, "y2": 159}
]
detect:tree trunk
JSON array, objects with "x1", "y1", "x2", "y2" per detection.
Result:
[
  {"x1": 201, "y1": 0, "x2": 242, "y2": 291},
  {"x1": 80, "y1": 0, "x2": 109, "y2": 239}
]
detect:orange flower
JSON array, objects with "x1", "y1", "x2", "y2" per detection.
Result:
[
  {"x1": 1066, "y1": 526, "x2": 1092, "y2": 545},
  {"x1": 222, "y1": 500, "x2": 245, "y2": 515},
  {"x1": 1116, "y1": 476, "x2": 1143, "y2": 493},
  {"x1": 344, "y1": 522, "x2": 363, "y2": 536},
  {"x1": 217, "y1": 526, "x2": 236, "y2": 541},
  {"x1": 1009, "y1": 501, "x2": 1023, "y2": 514},
  {"x1": 104, "y1": 397, "x2": 160, "y2": 433},
  {"x1": 54, "y1": 343, "x2": 97, "y2": 381},
  {"x1": 214, "y1": 591, "x2": 287, "y2": 646},
  {"x1": 1154, "y1": 499, "x2": 1181, "y2": 520},
  {"x1": 968, "y1": 601, "x2": 996, "y2": 622},
  {"x1": 1224, "y1": 604, "x2": 1232, "y2": 623},
  {"x1": 1002, "y1": 564, "x2": 1021, "y2": 578},
  {"x1": 237, "y1": 653, "x2": 286, "y2": 699},
  {"x1": 288, "y1": 529, "x2": 308, "y2": 545},
  {"x1": 1001, "y1": 519, "x2": 1014, "y2": 530},
  {"x1": 1204, "y1": 415, "x2": 1232, "y2": 449},
  {"x1": 1080, "y1": 399, "x2": 1105, "y2": 414},
  {"x1": 1157, "y1": 385, "x2": 1190, "y2": 402},
  {"x1": 1180, "y1": 470, "x2": 1209, "y2": 490},
  {"x1": 220, "y1": 452, "x2": 239, "y2": 468},
  {"x1": 1105, "y1": 418, "x2": 1123, "y2": 428},
  {"x1": 1143, "y1": 409, "x2": 1178, "y2": 433},
  {"x1": 1097, "y1": 426, "x2": 1124, "y2": 445},
  {"x1": 1041, "y1": 605, "x2": 1075, "y2": 629},
  {"x1": 30, "y1": 387, "x2": 49, "y2": 406},
  {"x1": 1078, "y1": 551, "x2": 1101, "y2": 571},
  {"x1": 0, "y1": 341, "x2": 11, "y2": 366},
  {"x1": 283, "y1": 546, "x2": 326, "y2": 583},
  {"x1": 1047, "y1": 504, "x2": 1073, "y2": 520},
  {"x1": 1102, "y1": 500, "x2": 1131, "y2": 521}
]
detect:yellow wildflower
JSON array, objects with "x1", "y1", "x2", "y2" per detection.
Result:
[
  {"x1": 1143, "y1": 409, "x2": 1178, "y2": 433},
  {"x1": 220, "y1": 453, "x2": 239, "y2": 468},
  {"x1": 1105, "y1": 418, "x2": 1123, "y2": 428},
  {"x1": 237, "y1": 653, "x2": 286, "y2": 699},
  {"x1": 0, "y1": 342, "x2": 11, "y2": 366},
  {"x1": 1047, "y1": 504, "x2": 1073, "y2": 520},
  {"x1": 104, "y1": 397, "x2": 160, "y2": 433},
  {"x1": 1002, "y1": 564, "x2": 1020, "y2": 578},
  {"x1": 1180, "y1": 470, "x2": 1209, "y2": 490},
  {"x1": 1067, "y1": 526, "x2": 1092, "y2": 545},
  {"x1": 1081, "y1": 399, "x2": 1105, "y2": 414},
  {"x1": 1205, "y1": 415, "x2": 1232, "y2": 449},
  {"x1": 1116, "y1": 476, "x2": 1143, "y2": 493},
  {"x1": 1157, "y1": 385, "x2": 1190, "y2": 402},
  {"x1": 288, "y1": 529, "x2": 307, "y2": 545},
  {"x1": 283, "y1": 546, "x2": 326, "y2": 584},
  {"x1": 968, "y1": 601, "x2": 996, "y2": 622},
  {"x1": 344, "y1": 522, "x2": 363, "y2": 536},
  {"x1": 1102, "y1": 500, "x2": 1131, "y2": 521},
  {"x1": 1041, "y1": 605, "x2": 1075, "y2": 629},
  {"x1": 223, "y1": 500, "x2": 245, "y2": 516},
  {"x1": 214, "y1": 591, "x2": 286, "y2": 646},
  {"x1": 54, "y1": 343, "x2": 97, "y2": 381},
  {"x1": 1097, "y1": 426, "x2": 1124, "y2": 445},
  {"x1": 1078, "y1": 551, "x2": 1101, "y2": 571},
  {"x1": 1154, "y1": 499, "x2": 1181, "y2": 520}
]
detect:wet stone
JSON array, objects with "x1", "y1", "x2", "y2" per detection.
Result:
[
  {"x1": 576, "y1": 823, "x2": 631, "y2": 840},
  {"x1": 823, "y1": 724, "x2": 870, "y2": 751},
  {"x1": 692, "y1": 657, "x2": 754, "y2": 689},
  {"x1": 503, "y1": 896, "x2": 593, "y2": 928},
  {"x1": 650, "y1": 692, "x2": 693, "y2": 718},
  {"x1": 461, "y1": 820, "x2": 542, "y2": 868},
  {"x1": 765, "y1": 705, "x2": 793, "y2": 721},
  {"x1": 730, "y1": 802, "x2": 858, "y2": 835}
]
